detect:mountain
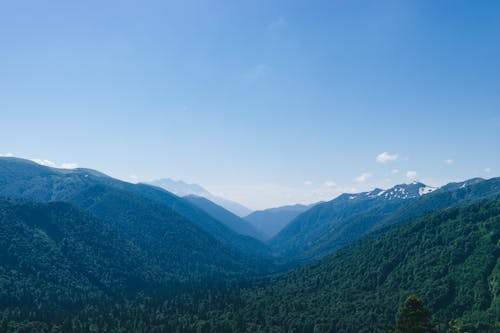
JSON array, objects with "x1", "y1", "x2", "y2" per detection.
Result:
[
  {"x1": 147, "y1": 178, "x2": 252, "y2": 217},
  {"x1": 152, "y1": 200, "x2": 500, "y2": 333},
  {"x1": 0, "y1": 157, "x2": 272, "y2": 274},
  {"x1": 270, "y1": 179, "x2": 500, "y2": 262},
  {"x1": 270, "y1": 181, "x2": 434, "y2": 260},
  {"x1": 244, "y1": 204, "x2": 312, "y2": 239},
  {"x1": 183, "y1": 195, "x2": 265, "y2": 241}
]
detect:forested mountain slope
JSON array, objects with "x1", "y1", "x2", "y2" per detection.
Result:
[
  {"x1": 184, "y1": 195, "x2": 265, "y2": 240},
  {"x1": 0, "y1": 198, "x2": 253, "y2": 321},
  {"x1": 0, "y1": 157, "x2": 272, "y2": 275}
]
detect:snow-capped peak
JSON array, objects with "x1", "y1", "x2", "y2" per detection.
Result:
[{"x1": 377, "y1": 182, "x2": 438, "y2": 200}]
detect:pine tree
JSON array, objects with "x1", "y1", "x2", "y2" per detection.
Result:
[{"x1": 389, "y1": 295, "x2": 438, "y2": 333}]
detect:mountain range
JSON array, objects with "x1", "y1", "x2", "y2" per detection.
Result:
[
  {"x1": 0, "y1": 156, "x2": 499, "y2": 332},
  {"x1": 0, "y1": 158, "x2": 273, "y2": 280}
]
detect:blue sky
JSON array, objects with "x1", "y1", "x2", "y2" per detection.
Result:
[{"x1": 1, "y1": 1, "x2": 499, "y2": 209}]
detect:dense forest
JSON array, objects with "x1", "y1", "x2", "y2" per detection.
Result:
[{"x1": 1, "y1": 199, "x2": 498, "y2": 332}]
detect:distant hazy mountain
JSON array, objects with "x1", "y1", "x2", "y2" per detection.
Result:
[
  {"x1": 271, "y1": 178, "x2": 500, "y2": 262},
  {"x1": 184, "y1": 195, "x2": 266, "y2": 241},
  {"x1": 148, "y1": 178, "x2": 252, "y2": 217},
  {"x1": 244, "y1": 204, "x2": 313, "y2": 239}
]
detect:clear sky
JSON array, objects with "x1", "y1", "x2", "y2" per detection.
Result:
[{"x1": 1, "y1": 1, "x2": 499, "y2": 209}]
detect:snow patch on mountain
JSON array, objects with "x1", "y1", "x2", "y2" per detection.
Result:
[{"x1": 419, "y1": 186, "x2": 438, "y2": 196}]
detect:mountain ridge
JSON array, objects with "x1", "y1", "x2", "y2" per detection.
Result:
[
  {"x1": 244, "y1": 203, "x2": 314, "y2": 239},
  {"x1": 147, "y1": 178, "x2": 252, "y2": 217},
  {"x1": 270, "y1": 177, "x2": 500, "y2": 262}
]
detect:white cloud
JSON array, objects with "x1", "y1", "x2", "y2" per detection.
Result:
[
  {"x1": 32, "y1": 159, "x2": 57, "y2": 167},
  {"x1": 245, "y1": 64, "x2": 268, "y2": 81},
  {"x1": 406, "y1": 170, "x2": 418, "y2": 181},
  {"x1": 269, "y1": 17, "x2": 287, "y2": 30},
  {"x1": 32, "y1": 159, "x2": 78, "y2": 169},
  {"x1": 324, "y1": 181, "x2": 337, "y2": 187},
  {"x1": 355, "y1": 172, "x2": 372, "y2": 183},
  {"x1": 304, "y1": 180, "x2": 312, "y2": 186},
  {"x1": 445, "y1": 159, "x2": 454, "y2": 165},
  {"x1": 2, "y1": 155, "x2": 77, "y2": 169},
  {"x1": 391, "y1": 169, "x2": 399, "y2": 174},
  {"x1": 129, "y1": 175, "x2": 139, "y2": 183},
  {"x1": 484, "y1": 167, "x2": 491, "y2": 173},
  {"x1": 376, "y1": 152, "x2": 398, "y2": 163}
]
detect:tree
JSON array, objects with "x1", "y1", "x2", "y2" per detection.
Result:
[{"x1": 389, "y1": 295, "x2": 438, "y2": 333}]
